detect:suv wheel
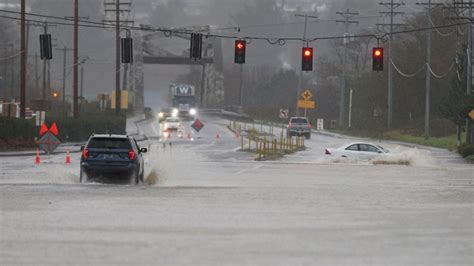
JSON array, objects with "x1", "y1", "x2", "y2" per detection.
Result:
[
  {"x1": 79, "y1": 169, "x2": 88, "y2": 183},
  {"x1": 139, "y1": 170, "x2": 145, "y2": 184},
  {"x1": 129, "y1": 173, "x2": 139, "y2": 185}
]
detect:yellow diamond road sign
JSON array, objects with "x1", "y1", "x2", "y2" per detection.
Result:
[
  {"x1": 469, "y1": 109, "x2": 474, "y2": 120},
  {"x1": 302, "y1": 90, "x2": 313, "y2": 101}
]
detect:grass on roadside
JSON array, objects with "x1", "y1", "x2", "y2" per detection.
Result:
[
  {"x1": 384, "y1": 132, "x2": 459, "y2": 151},
  {"x1": 329, "y1": 129, "x2": 462, "y2": 151}
]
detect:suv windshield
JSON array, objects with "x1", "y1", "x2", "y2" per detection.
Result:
[
  {"x1": 290, "y1": 118, "x2": 308, "y2": 124},
  {"x1": 88, "y1": 138, "x2": 131, "y2": 150}
]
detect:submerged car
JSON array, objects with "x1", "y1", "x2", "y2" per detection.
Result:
[
  {"x1": 80, "y1": 134, "x2": 147, "y2": 184},
  {"x1": 325, "y1": 142, "x2": 389, "y2": 160}
]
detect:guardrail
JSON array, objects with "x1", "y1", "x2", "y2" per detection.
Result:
[{"x1": 229, "y1": 120, "x2": 305, "y2": 160}]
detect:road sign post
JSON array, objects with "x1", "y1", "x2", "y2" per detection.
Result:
[{"x1": 299, "y1": 90, "x2": 315, "y2": 116}]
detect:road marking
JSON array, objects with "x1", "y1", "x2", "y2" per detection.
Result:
[{"x1": 236, "y1": 164, "x2": 263, "y2": 175}]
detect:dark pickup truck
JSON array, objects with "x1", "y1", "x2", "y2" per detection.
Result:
[{"x1": 287, "y1": 117, "x2": 312, "y2": 139}]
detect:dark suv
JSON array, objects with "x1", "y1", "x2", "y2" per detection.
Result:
[
  {"x1": 287, "y1": 117, "x2": 312, "y2": 139},
  {"x1": 80, "y1": 134, "x2": 147, "y2": 184}
]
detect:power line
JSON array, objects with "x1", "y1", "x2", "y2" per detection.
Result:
[{"x1": 0, "y1": 9, "x2": 471, "y2": 45}]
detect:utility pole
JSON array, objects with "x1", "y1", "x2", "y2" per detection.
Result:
[
  {"x1": 336, "y1": 9, "x2": 359, "y2": 129},
  {"x1": 295, "y1": 13, "x2": 318, "y2": 117},
  {"x1": 35, "y1": 53, "x2": 39, "y2": 99},
  {"x1": 417, "y1": 1, "x2": 445, "y2": 139},
  {"x1": 73, "y1": 0, "x2": 79, "y2": 118},
  {"x1": 10, "y1": 44, "x2": 14, "y2": 100},
  {"x1": 80, "y1": 66, "x2": 84, "y2": 101},
  {"x1": 377, "y1": 1, "x2": 405, "y2": 129},
  {"x1": 20, "y1": 0, "x2": 26, "y2": 118},
  {"x1": 451, "y1": 0, "x2": 474, "y2": 144},
  {"x1": 56, "y1": 46, "x2": 73, "y2": 103},
  {"x1": 104, "y1": 0, "x2": 133, "y2": 115}
]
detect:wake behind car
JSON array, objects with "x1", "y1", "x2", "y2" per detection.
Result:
[
  {"x1": 80, "y1": 134, "x2": 147, "y2": 185},
  {"x1": 325, "y1": 142, "x2": 389, "y2": 160},
  {"x1": 288, "y1": 117, "x2": 312, "y2": 139}
]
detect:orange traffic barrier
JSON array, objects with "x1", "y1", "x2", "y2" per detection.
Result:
[
  {"x1": 35, "y1": 149, "x2": 41, "y2": 164},
  {"x1": 65, "y1": 149, "x2": 71, "y2": 164}
]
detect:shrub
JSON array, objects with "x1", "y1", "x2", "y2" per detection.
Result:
[
  {"x1": 458, "y1": 144, "x2": 474, "y2": 158},
  {"x1": 46, "y1": 112, "x2": 126, "y2": 142},
  {"x1": 0, "y1": 112, "x2": 126, "y2": 150}
]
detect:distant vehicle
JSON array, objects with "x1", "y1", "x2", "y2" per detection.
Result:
[
  {"x1": 287, "y1": 117, "x2": 312, "y2": 139},
  {"x1": 80, "y1": 134, "x2": 147, "y2": 185},
  {"x1": 170, "y1": 84, "x2": 197, "y2": 120},
  {"x1": 163, "y1": 117, "x2": 181, "y2": 131},
  {"x1": 325, "y1": 143, "x2": 389, "y2": 159},
  {"x1": 157, "y1": 107, "x2": 174, "y2": 122}
]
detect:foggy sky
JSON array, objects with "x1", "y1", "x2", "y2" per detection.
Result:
[{"x1": 1, "y1": 0, "x2": 427, "y2": 108}]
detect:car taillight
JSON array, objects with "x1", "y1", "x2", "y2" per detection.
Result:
[
  {"x1": 325, "y1": 149, "x2": 331, "y2": 155},
  {"x1": 128, "y1": 150, "x2": 136, "y2": 160},
  {"x1": 308, "y1": 123, "x2": 312, "y2": 128},
  {"x1": 82, "y1": 148, "x2": 89, "y2": 159},
  {"x1": 288, "y1": 123, "x2": 292, "y2": 128}
]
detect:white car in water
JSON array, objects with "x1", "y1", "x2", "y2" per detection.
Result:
[{"x1": 325, "y1": 142, "x2": 389, "y2": 160}]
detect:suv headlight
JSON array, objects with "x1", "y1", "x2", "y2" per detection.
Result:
[
  {"x1": 189, "y1": 108, "x2": 197, "y2": 115},
  {"x1": 158, "y1": 112, "x2": 164, "y2": 118}
]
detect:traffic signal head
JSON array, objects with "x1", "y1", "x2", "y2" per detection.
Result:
[
  {"x1": 235, "y1": 40, "x2": 246, "y2": 64},
  {"x1": 121, "y1": 37, "x2": 134, "y2": 64},
  {"x1": 190, "y1": 33, "x2": 203, "y2": 60},
  {"x1": 234, "y1": 40, "x2": 246, "y2": 64},
  {"x1": 302, "y1": 47, "x2": 313, "y2": 71},
  {"x1": 40, "y1": 34, "x2": 52, "y2": 60},
  {"x1": 373, "y1": 47, "x2": 384, "y2": 71}
]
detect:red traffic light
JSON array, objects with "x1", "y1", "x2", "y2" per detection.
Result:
[
  {"x1": 372, "y1": 47, "x2": 384, "y2": 71},
  {"x1": 236, "y1": 42, "x2": 245, "y2": 50},
  {"x1": 235, "y1": 40, "x2": 246, "y2": 64},
  {"x1": 373, "y1": 48, "x2": 383, "y2": 57},
  {"x1": 301, "y1": 47, "x2": 313, "y2": 71}
]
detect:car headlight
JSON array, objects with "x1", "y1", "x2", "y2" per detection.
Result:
[
  {"x1": 158, "y1": 112, "x2": 164, "y2": 118},
  {"x1": 164, "y1": 123, "x2": 168, "y2": 128},
  {"x1": 189, "y1": 108, "x2": 197, "y2": 115}
]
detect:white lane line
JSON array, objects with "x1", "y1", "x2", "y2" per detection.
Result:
[{"x1": 236, "y1": 164, "x2": 264, "y2": 175}]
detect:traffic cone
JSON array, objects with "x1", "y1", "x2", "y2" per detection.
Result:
[
  {"x1": 187, "y1": 133, "x2": 192, "y2": 139},
  {"x1": 236, "y1": 131, "x2": 240, "y2": 139},
  {"x1": 65, "y1": 149, "x2": 71, "y2": 164},
  {"x1": 35, "y1": 149, "x2": 41, "y2": 164},
  {"x1": 216, "y1": 133, "x2": 220, "y2": 139}
]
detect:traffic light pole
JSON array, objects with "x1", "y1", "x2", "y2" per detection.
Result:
[
  {"x1": 295, "y1": 14, "x2": 317, "y2": 117},
  {"x1": 239, "y1": 63, "x2": 244, "y2": 107}
]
